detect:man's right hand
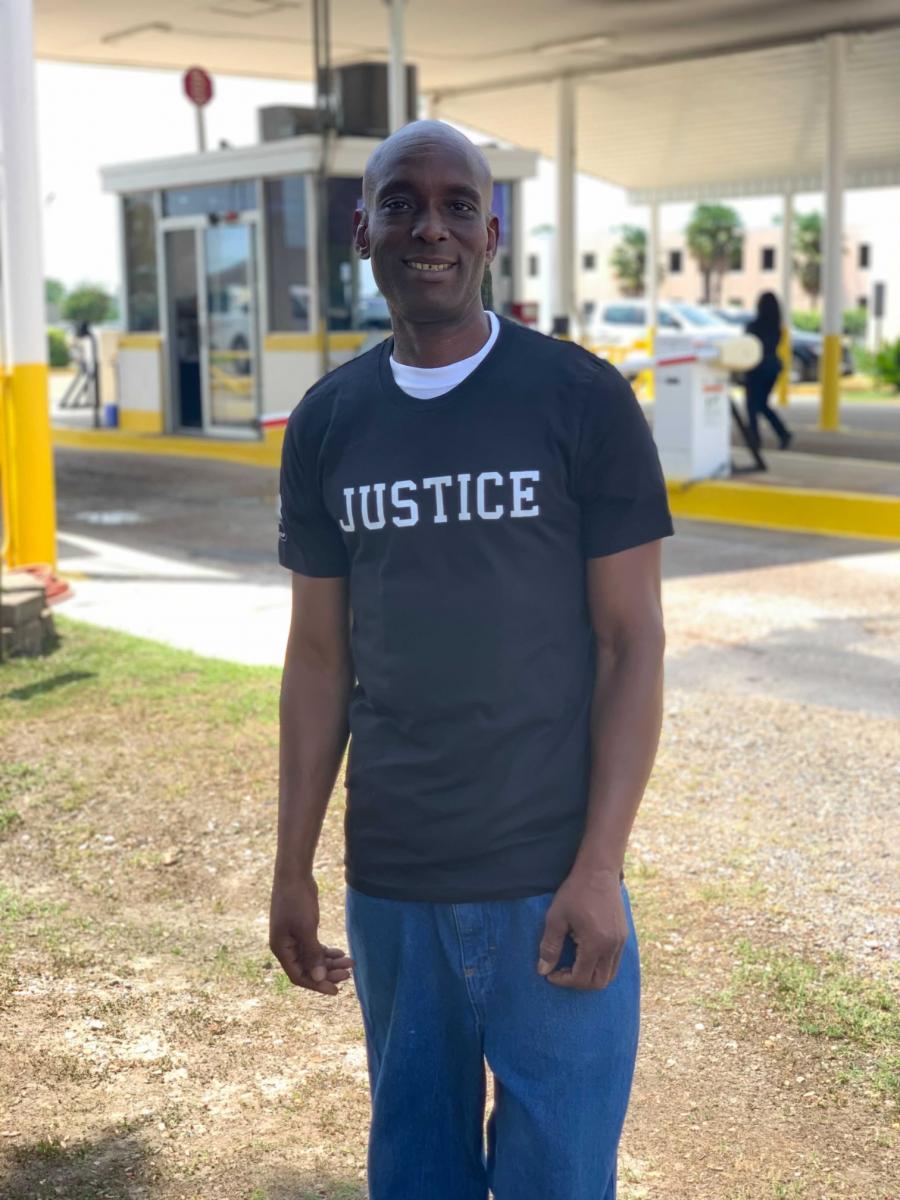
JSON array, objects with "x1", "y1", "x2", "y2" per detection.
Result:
[{"x1": 269, "y1": 872, "x2": 354, "y2": 997}]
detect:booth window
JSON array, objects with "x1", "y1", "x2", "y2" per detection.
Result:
[
  {"x1": 123, "y1": 192, "x2": 160, "y2": 332},
  {"x1": 264, "y1": 176, "x2": 311, "y2": 331},
  {"x1": 162, "y1": 181, "x2": 256, "y2": 218}
]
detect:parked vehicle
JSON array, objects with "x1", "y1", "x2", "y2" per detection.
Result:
[
  {"x1": 711, "y1": 307, "x2": 852, "y2": 382},
  {"x1": 590, "y1": 300, "x2": 733, "y2": 348}
]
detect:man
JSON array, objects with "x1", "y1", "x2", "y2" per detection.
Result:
[{"x1": 270, "y1": 120, "x2": 673, "y2": 1200}]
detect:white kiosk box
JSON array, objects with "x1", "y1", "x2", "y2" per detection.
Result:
[
  {"x1": 626, "y1": 333, "x2": 761, "y2": 482},
  {"x1": 101, "y1": 135, "x2": 536, "y2": 444}
]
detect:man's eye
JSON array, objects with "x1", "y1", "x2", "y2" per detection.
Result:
[
  {"x1": 451, "y1": 202, "x2": 475, "y2": 213},
  {"x1": 383, "y1": 199, "x2": 411, "y2": 210}
]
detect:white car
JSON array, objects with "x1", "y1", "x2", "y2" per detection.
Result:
[{"x1": 591, "y1": 300, "x2": 733, "y2": 347}]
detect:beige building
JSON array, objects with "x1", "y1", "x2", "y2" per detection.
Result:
[
  {"x1": 658, "y1": 227, "x2": 871, "y2": 315},
  {"x1": 523, "y1": 222, "x2": 890, "y2": 337}
]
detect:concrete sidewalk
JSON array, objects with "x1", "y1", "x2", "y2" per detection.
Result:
[{"x1": 58, "y1": 529, "x2": 290, "y2": 666}]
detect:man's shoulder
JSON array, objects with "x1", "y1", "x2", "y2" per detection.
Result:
[
  {"x1": 499, "y1": 318, "x2": 628, "y2": 391},
  {"x1": 285, "y1": 337, "x2": 386, "y2": 438}
]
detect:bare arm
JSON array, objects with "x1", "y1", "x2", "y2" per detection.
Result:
[
  {"x1": 538, "y1": 539, "x2": 666, "y2": 989},
  {"x1": 572, "y1": 539, "x2": 666, "y2": 881},
  {"x1": 269, "y1": 572, "x2": 355, "y2": 997}
]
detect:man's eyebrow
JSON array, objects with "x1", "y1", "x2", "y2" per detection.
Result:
[{"x1": 375, "y1": 177, "x2": 485, "y2": 205}]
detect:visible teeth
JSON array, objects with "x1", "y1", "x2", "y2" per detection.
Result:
[{"x1": 409, "y1": 262, "x2": 453, "y2": 272}]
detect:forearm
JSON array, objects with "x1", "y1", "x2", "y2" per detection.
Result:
[
  {"x1": 274, "y1": 650, "x2": 352, "y2": 880},
  {"x1": 570, "y1": 630, "x2": 665, "y2": 881}
]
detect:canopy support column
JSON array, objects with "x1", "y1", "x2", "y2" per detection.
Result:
[
  {"x1": 553, "y1": 75, "x2": 576, "y2": 337},
  {"x1": 777, "y1": 190, "x2": 793, "y2": 407},
  {"x1": 821, "y1": 33, "x2": 845, "y2": 432},
  {"x1": 645, "y1": 200, "x2": 659, "y2": 348},
  {"x1": 386, "y1": 0, "x2": 407, "y2": 133},
  {"x1": 0, "y1": 0, "x2": 56, "y2": 569}
]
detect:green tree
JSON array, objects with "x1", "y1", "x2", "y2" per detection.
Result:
[
  {"x1": 685, "y1": 204, "x2": 743, "y2": 303},
  {"x1": 609, "y1": 225, "x2": 647, "y2": 298},
  {"x1": 793, "y1": 212, "x2": 823, "y2": 310},
  {"x1": 61, "y1": 282, "x2": 115, "y2": 327},
  {"x1": 45, "y1": 278, "x2": 67, "y2": 310}
]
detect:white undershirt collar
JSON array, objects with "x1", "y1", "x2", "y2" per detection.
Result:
[{"x1": 390, "y1": 311, "x2": 500, "y2": 400}]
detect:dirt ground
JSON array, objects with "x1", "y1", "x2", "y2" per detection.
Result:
[{"x1": 1, "y1": 540, "x2": 898, "y2": 1200}]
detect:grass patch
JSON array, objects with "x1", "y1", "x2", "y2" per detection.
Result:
[
  {"x1": 715, "y1": 938, "x2": 899, "y2": 1102},
  {"x1": 0, "y1": 884, "x2": 67, "y2": 929},
  {"x1": 839, "y1": 386, "x2": 898, "y2": 403},
  {"x1": 0, "y1": 615, "x2": 280, "y2": 724},
  {"x1": 0, "y1": 805, "x2": 23, "y2": 836}
]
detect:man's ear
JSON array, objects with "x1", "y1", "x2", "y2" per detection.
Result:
[
  {"x1": 353, "y1": 207, "x2": 371, "y2": 259},
  {"x1": 485, "y1": 213, "x2": 500, "y2": 265}
]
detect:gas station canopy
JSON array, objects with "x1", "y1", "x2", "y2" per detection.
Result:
[{"x1": 33, "y1": 0, "x2": 900, "y2": 197}]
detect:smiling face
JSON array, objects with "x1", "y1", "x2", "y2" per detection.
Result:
[{"x1": 354, "y1": 123, "x2": 500, "y2": 326}]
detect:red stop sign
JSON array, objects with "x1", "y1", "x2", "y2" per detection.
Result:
[{"x1": 183, "y1": 67, "x2": 213, "y2": 108}]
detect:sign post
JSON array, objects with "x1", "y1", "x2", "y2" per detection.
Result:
[{"x1": 182, "y1": 66, "x2": 213, "y2": 153}]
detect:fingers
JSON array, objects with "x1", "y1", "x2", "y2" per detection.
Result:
[
  {"x1": 537, "y1": 911, "x2": 568, "y2": 976},
  {"x1": 271, "y1": 940, "x2": 355, "y2": 996},
  {"x1": 547, "y1": 944, "x2": 624, "y2": 991}
]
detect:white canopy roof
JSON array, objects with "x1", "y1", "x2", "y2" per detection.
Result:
[{"x1": 34, "y1": 0, "x2": 900, "y2": 198}]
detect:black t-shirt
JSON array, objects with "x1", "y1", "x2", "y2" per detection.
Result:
[{"x1": 278, "y1": 317, "x2": 674, "y2": 902}]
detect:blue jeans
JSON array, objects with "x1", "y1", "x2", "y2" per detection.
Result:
[{"x1": 345, "y1": 880, "x2": 641, "y2": 1199}]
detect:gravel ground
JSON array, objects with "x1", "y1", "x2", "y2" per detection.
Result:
[{"x1": 658, "y1": 543, "x2": 900, "y2": 977}]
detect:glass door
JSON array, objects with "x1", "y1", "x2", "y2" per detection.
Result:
[
  {"x1": 203, "y1": 221, "x2": 259, "y2": 433},
  {"x1": 165, "y1": 228, "x2": 202, "y2": 430}
]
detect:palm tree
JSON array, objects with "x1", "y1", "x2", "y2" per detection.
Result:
[
  {"x1": 609, "y1": 225, "x2": 647, "y2": 298},
  {"x1": 793, "y1": 212, "x2": 823, "y2": 310},
  {"x1": 685, "y1": 204, "x2": 743, "y2": 303}
]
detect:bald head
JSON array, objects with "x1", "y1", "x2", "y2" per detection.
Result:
[{"x1": 362, "y1": 120, "x2": 493, "y2": 210}]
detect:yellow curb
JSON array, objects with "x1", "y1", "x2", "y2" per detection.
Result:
[
  {"x1": 667, "y1": 479, "x2": 900, "y2": 543},
  {"x1": 52, "y1": 425, "x2": 284, "y2": 470}
]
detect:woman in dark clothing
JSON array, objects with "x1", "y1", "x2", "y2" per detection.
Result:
[{"x1": 744, "y1": 291, "x2": 793, "y2": 450}]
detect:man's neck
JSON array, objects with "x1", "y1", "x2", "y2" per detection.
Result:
[{"x1": 391, "y1": 303, "x2": 492, "y2": 368}]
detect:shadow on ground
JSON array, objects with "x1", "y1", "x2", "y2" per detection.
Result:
[
  {"x1": 259, "y1": 1172, "x2": 368, "y2": 1199},
  {"x1": 1, "y1": 1128, "x2": 153, "y2": 1200},
  {"x1": 3, "y1": 669, "x2": 96, "y2": 702},
  {"x1": 1, "y1": 1128, "x2": 369, "y2": 1200}
]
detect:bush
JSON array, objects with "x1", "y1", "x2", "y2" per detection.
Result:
[
  {"x1": 47, "y1": 327, "x2": 70, "y2": 368},
  {"x1": 853, "y1": 345, "x2": 876, "y2": 375},
  {"x1": 842, "y1": 308, "x2": 868, "y2": 340},
  {"x1": 872, "y1": 338, "x2": 900, "y2": 391},
  {"x1": 792, "y1": 311, "x2": 821, "y2": 333}
]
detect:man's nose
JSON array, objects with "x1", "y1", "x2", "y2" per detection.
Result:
[{"x1": 411, "y1": 205, "x2": 449, "y2": 242}]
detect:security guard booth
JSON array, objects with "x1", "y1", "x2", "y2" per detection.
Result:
[{"x1": 101, "y1": 135, "x2": 535, "y2": 441}]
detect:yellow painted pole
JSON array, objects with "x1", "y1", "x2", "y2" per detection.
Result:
[
  {"x1": 820, "y1": 334, "x2": 842, "y2": 432},
  {"x1": 642, "y1": 325, "x2": 656, "y2": 400},
  {"x1": 820, "y1": 34, "x2": 845, "y2": 433},
  {"x1": 776, "y1": 325, "x2": 791, "y2": 407},
  {"x1": 0, "y1": 0, "x2": 57, "y2": 569}
]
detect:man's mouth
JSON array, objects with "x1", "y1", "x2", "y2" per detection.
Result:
[{"x1": 404, "y1": 259, "x2": 457, "y2": 273}]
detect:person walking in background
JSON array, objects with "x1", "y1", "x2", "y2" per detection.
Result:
[{"x1": 744, "y1": 291, "x2": 793, "y2": 451}]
